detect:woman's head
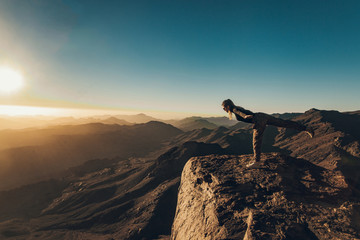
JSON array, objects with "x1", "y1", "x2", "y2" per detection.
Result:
[
  {"x1": 222, "y1": 99, "x2": 235, "y2": 112},
  {"x1": 222, "y1": 99, "x2": 235, "y2": 120}
]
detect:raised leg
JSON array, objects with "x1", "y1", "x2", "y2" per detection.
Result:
[{"x1": 267, "y1": 116, "x2": 306, "y2": 131}]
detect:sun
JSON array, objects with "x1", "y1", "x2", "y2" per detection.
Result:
[{"x1": 0, "y1": 66, "x2": 24, "y2": 94}]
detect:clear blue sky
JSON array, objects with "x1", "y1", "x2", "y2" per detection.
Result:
[{"x1": 0, "y1": 0, "x2": 359, "y2": 117}]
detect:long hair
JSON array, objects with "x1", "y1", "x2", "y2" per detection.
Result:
[
  {"x1": 222, "y1": 99, "x2": 234, "y2": 108},
  {"x1": 228, "y1": 111, "x2": 233, "y2": 120},
  {"x1": 222, "y1": 99, "x2": 235, "y2": 120}
]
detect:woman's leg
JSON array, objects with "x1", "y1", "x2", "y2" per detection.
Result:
[
  {"x1": 267, "y1": 116, "x2": 306, "y2": 131},
  {"x1": 267, "y1": 116, "x2": 314, "y2": 137},
  {"x1": 253, "y1": 125, "x2": 266, "y2": 162},
  {"x1": 252, "y1": 113, "x2": 268, "y2": 162}
]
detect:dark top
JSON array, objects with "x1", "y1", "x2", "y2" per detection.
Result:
[{"x1": 232, "y1": 106, "x2": 254, "y2": 123}]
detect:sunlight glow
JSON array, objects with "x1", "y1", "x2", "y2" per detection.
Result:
[
  {"x1": 0, "y1": 105, "x2": 133, "y2": 117},
  {"x1": 0, "y1": 105, "x2": 64, "y2": 116},
  {"x1": 0, "y1": 66, "x2": 24, "y2": 94},
  {"x1": 0, "y1": 105, "x2": 201, "y2": 119}
]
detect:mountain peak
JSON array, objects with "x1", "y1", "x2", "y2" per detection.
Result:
[{"x1": 306, "y1": 108, "x2": 320, "y2": 113}]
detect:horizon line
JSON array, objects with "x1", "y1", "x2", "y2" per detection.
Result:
[{"x1": 0, "y1": 104, "x2": 358, "y2": 120}]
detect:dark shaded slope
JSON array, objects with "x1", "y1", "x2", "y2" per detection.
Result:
[
  {"x1": 273, "y1": 109, "x2": 359, "y2": 165},
  {"x1": 170, "y1": 126, "x2": 253, "y2": 154},
  {"x1": 270, "y1": 109, "x2": 360, "y2": 196},
  {"x1": 0, "y1": 141, "x2": 225, "y2": 240},
  {"x1": 0, "y1": 121, "x2": 182, "y2": 190},
  {"x1": 345, "y1": 110, "x2": 360, "y2": 116},
  {"x1": 0, "y1": 180, "x2": 68, "y2": 222},
  {"x1": 320, "y1": 110, "x2": 360, "y2": 140},
  {"x1": 154, "y1": 141, "x2": 224, "y2": 180}
]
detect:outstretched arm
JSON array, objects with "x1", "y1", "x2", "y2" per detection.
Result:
[
  {"x1": 232, "y1": 106, "x2": 254, "y2": 118},
  {"x1": 222, "y1": 99, "x2": 254, "y2": 123}
]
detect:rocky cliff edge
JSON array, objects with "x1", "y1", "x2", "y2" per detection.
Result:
[{"x1": 171, "y1": 153, "x2": 360, "y2": 240}]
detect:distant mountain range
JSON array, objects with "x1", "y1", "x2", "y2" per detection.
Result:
[
  {"x1": 0, "y1": 113, "x2": 234, "y2": 131},
  {"x1": 0, "y1": 121, "x2": 182, "y2": 191},
  {"x1": 0, "y1": 109, "x2": 359, "y2": 239},
  {"x1": 0, "y1": 111, "x2": 313, "y2": 131}
]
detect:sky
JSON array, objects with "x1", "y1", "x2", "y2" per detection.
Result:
[{"x1": 0, "y1": 0, "x2": 359, "y2": 118}]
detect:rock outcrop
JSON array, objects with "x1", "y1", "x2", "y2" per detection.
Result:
[{"x1": 171, "y1": 153, "x2": 360, "y2": 240}]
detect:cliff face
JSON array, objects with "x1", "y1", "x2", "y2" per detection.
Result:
[{"x1": 171, "y1": 153, "x2": 360, "y2": 240}]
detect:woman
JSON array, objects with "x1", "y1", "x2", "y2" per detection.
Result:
[{"x1": 222, "y1": 99, "x2": 314, "y2": 166}]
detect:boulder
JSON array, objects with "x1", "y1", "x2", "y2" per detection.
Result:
[{"x1": 171, "y1": 153, "x2": 359, "y2": 240}]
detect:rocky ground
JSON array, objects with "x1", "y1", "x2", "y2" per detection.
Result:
[{"x1": 171, "y1": 153, "x2": 360, "y2": 240}]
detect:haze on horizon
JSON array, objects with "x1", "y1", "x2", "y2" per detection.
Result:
[
  {"x1": 0, "y1": 0, "x2": 359, "y2": 117},
  {"x1": 0, "y1": 105, "x2": 206, "y2": 119}
]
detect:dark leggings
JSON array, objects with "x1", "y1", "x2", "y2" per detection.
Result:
[{"x1": 252, "y1": 113, "x2": 306, "y2": 161}]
